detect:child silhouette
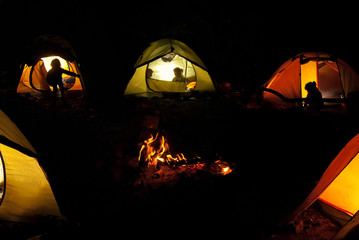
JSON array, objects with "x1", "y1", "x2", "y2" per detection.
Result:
[{"x1": 46, "y1": 58, "x2": 80, "y2": 106}]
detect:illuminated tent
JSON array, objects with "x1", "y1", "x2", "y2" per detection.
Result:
[
  {"x1": 124, "y1": 38, "x2": 216, "y2": 97},
  {"x1": 292, "y1": 134, "x2": 359, "y2": 240},
  {"x1": 0, "y1": 110, "x2": 61, "y2": 223},
  {"x1": 262, "y1": 52, "x2": 359, "y2": 108},
  {"x1": 17, "y1": 35, "x2": 86, "y2": 95}
]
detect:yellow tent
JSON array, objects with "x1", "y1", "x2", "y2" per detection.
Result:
[
  {"x1": 124, "y1": 39, "x2": 216, "y2": 97},
  {"x1": 0, "y1": 110, "x2": 61, "y2": 223},
  {"x1": 292, "y1": 133, "x2": 359, "y2": 240},
  {"x1": 17, "y1": 35, "x2": 86, "y2": 95},
  {"x1": 263, "y1": 52, "x2": 359, "y2": 108}
]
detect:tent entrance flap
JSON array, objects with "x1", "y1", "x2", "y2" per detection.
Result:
[
  {"x1": 18, "y1": 55, "x2": 83, "y2": 93},
  {"x1": 301, "y1": 60, "x2": 318, "y2": 98},
  {"x1": 40, "y1": 56, "x2": 82, "y2": 91}
]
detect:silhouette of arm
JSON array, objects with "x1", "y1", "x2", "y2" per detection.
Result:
[{"x1": 61, "y1": 69, "x2": 80, "y2": 77}]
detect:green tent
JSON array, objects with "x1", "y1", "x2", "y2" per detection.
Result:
[{"x1": 124, "y1": 39, "x2": 216, "y2": 97}]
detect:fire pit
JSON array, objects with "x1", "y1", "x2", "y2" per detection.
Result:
[{"x1": 134, "y1": 132, "x2": 233, "y2": 189}]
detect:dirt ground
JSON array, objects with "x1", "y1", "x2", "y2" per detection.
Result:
[{"x1": 0, "y1": 91, "x2": 359, "y2": 239}]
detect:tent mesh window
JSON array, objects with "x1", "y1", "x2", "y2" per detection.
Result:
[{"x1": 146, "y1": 53, "x2": 197, "y2": 92}]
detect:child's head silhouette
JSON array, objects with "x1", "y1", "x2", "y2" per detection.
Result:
[
  {"x1": 50, "y1": 58, "x2": 61, "y2": 68},
  {"x1": 305, "y1": 81, "x2": 317, "y2": 92}
]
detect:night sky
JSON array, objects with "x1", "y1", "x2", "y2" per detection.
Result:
[{"x1": 0, "y1": 0, "x2": 358, "y2": 93}]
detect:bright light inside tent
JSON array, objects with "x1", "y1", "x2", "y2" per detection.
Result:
[
  {"x1": 41, "y1": 56, "x2": 68, "y2": 72},
  {"x1": 301, "y1": 60, "x2": 318, "y2": 98},
  {"x1": 151, "y1": 63, "x2": 177, "y2": 81},
  {"x1": 148, "y1": 54, "x2": 195, "y2": 82}
]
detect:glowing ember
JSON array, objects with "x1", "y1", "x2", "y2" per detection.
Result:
[
  {"x1": 215, "y1": 160, "x2": 233, "y2": 175},
  {"x1": 138, "y1": 133, "x2": 233, "y2": 177}
]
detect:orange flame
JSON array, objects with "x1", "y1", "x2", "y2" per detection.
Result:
[
  {"x1": 138, "y1": 133, "x2": 186, "y2": 167},
  {"x1": 138, "y1": 134, "x2": 233, "y2": 175},
  {"x1": 187, "y1": 82, "x2": 196, "y2": 90}
]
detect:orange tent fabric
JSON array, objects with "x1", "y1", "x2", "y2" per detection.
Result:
[
  {"x1": 263, "y1": 52, "x2": 359, "y2": 108},
  {"x1": 292, "y1": 133, "x2": 359, "y2": 239},
  {"x1": 17, "y1": 35, "x2": 86, "y2": 95}
]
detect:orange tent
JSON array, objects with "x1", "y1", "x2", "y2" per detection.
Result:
[
  {"x1": 17, "y1": 35, "x2": 86, "y2": 96},
  {"x1": 263, "y1": 52, "x2": 359, "y2": 108},
  {"x1": 292, "y1": 133, "x2": 359, "y2": 239}
]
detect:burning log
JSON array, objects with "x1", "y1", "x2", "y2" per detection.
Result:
[{"x1": 134, "y1": 133, "x2": 233, "y2": 189}]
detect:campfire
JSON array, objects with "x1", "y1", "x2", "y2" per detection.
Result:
[
  {"x1": 135, "y1": 132, "x2": 233, "y2": 189},
  {"x1": 138, "y1": 133, "x2": 187, "y2": 167}
]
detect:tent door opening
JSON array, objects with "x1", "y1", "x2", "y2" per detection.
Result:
[
  {"x1": 301, "y1": 60, "x2": 318, "y2": 98},
  {"x1": 146, "y1": 53, "x2": 197, "y2": 92}
]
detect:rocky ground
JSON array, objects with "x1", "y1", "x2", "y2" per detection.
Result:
[{"x1": 0, "y1": 91, "x2": 358, "y2": 239}]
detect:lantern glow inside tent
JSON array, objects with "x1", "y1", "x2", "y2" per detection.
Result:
[
  {"x1": 17, "y1": 35, "x2": 86, "y2": 96},
  {"x1": 18, "y1": 55, "x2": 82, "y2": 93},
  {"x1": 124, "y1": 39, "x2": 215, "y2": 97},
  {"x1": 263, "y1": 52, "x2": 359, "y2": 108}
]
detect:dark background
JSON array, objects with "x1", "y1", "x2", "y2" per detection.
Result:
[
  {"x1": 1, "y1": 0, "x2": 358, "y2": 95},
  {"x1": 1, "y1": 1, "x2": 359, "y2": 238}
]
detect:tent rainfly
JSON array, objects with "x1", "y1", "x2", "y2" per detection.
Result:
[
  {"x1": 17, "y1": 35, "x2": 86, "y2": 96},
  {"x1": 124, "y1": 38, "x2": 216, "y2": 97},
  {"x1": 0, "y1": 110, "x2": 61, "y2": 223},
  {"x1": 262, "y1": 52, "x2": 359, "y2": 108},
  {"x1": 292, "y1": 133, "x2": 359, "y2": 240}
]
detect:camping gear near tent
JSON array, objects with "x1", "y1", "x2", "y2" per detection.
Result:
[
  {"x1": 262, "y1": 52, "x2": 359, "y2": 109},
  {"x1": 17, "y1": 35, "x2": 86, "y2": 96},
  {"x1": 124, "y1": 38, "x2": 216, "y2": 97},
  {"x1": 292, "y1": 133, "x2": 359, "y2": 240},
  {"x1": 0, "y1": 110, "x2": 61, "y2": 223}
]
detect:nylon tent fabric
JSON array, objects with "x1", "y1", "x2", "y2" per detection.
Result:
[
  {"x1": 125, "y1": 39, "x2": 216, "y2": 96},
  {"x1": 17, "y1": 35, "x2": 86, "y2": 95},
  {"x1": 134, "y1": 39, "x2": 207, "y2": 70},
  {"x1": 0, "y1": 110, "x2": 61, "y2": 222},
  {"x1": 18, "y1": 56, "x2": 82, "y2": 93},
  {"x1": 0, "y1": 144, "x2": 61, "y2": 223},
  {"x1": 0, "y1": 110, "x2": 36, "y2": 156},
  {"x1": 263, "y1": 57, "x2": 301, "y2": 108},
  {"x1": 262, "y1": 52, "x2": 359, "y2": 108},
  {"x1": 291, "y1": 134, "x2": 359, "y2": 239}
]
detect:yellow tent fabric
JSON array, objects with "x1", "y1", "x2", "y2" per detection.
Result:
[
  {"x1": 125, "y1": 39, "x2": 216, "y2": 96},
  {"x1": 263, "y1": 52, "x2": 359, "y2": 108},
  {"x1": 0, "y1": 110, "x2": 61, "y2": 222},
  {"x1": 17, "y1": 56, "x2": 83, "y2": 93},
  {"x1": 292, "y1": 133, "x2": 359, "y2": 239},
  {"x1": 0, "y1": 110, "x2": 36, "y2": 155}
]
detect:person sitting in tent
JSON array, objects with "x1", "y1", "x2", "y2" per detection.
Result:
[
  {"x1": 172, "y1": 67, "x2": 188, "y2": 83},
  {"x1": 46, "y1": 58, "x2": 80, "y2": 106},
  {"x1": 146, "y1": 68, "x2": 154, "y2": 79},
  {"x1": 304, "y1": 81, "x2": 323, "y2": 111}
]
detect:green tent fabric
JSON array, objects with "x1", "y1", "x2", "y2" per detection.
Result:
[{"x1": 125, "y1": 38, "x2": 215, "y2": 97}]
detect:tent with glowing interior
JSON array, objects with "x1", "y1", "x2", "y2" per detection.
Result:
[
  {"x1": 291, "y1": 133, "x2": 359, "y2": 239},
  {"x1": 262, "y1": 52, "x2": 359, "y2": 109},
  {"x1": 124, "y1": 38, "x2": 216, "y2": 97},
  {"x1": 17, "y1": 35, "x2": 86, "y2": 96},
  {"x1": 0, "y1": 110, "x2": 61, "y2": 223}
]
